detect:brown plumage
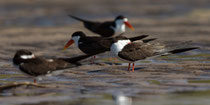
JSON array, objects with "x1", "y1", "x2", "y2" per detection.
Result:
[
  {"x1": 111, "y1": 40, "x2": 199, "y2": 72},
  {"x1": 13, "y1": 49, "x2": 93, "y2": 82}
]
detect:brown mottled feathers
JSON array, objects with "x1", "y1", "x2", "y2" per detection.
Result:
[
  {"x1": 19, "y1": 54, "x2": 94, "y2": 76},
  {"x1": 19, "y1": 58, "x2": 70, "y2": 76},
  {"x1": 118, "y1": 42, "x2": 155, "y2": 62}
]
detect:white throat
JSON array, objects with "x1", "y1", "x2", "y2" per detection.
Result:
[
  {"x1": 111, "y1": 40, "x2": 131, "y2": 55},
  {"x1": 111, "y1": 19, "x2": 126, "y2": 34},
  {"x1": 72, "y1": 36, "x2": 80, "y2": 47},
  {"x1": 20, "y1": 54, "x2": 35, "y2": 60}
]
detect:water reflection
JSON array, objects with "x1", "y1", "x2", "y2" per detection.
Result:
[{"x1": 112, "y1": 92, "x2": 132, "y2": 105}]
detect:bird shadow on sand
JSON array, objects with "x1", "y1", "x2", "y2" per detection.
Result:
[
  {"x1": 132, "y1": 67, "x2": 147, "y2": 71},
  {"x1": 94, "y1": 62, "x2": 122, "y2": 66},
  {"x1": 88, "y1": 67, "x2": 146, "y2": 74}
]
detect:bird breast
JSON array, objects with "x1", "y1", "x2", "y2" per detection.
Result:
[{"x1": 111, "y1": 40, "x2": 131, "y2": 55}]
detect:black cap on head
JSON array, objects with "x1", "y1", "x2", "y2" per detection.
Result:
[
  {"x1": 72, "y1": 31, "x2": 86, "y2": 37},
  {"x1": 112, "y1": 35, "x2": 129, "y2": 43},
  {"x1": 115, "y1": 15, "x2": 126, "y2": 20},
  {"x1": 13, "y1": 49, "x2": 34, "y2": 65}
]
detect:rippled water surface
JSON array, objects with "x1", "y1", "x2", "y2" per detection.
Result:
[{"x1": 1, "y1": 0, "x2": 210, "y2": 105}]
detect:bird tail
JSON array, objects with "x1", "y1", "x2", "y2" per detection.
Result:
[
  {"x1": 152, "y1": 41, "x2": 199, "y2": 56},
  {"x1": 167, "y1": 47, "x2": 199, "y2": 55},
  {"x1": 68, "y1": 15, "x2": 88, "y2": 22},
  {"x1": 59, "y1": 54, "x2": 94, "y2": 65},
  {"x1": 165, "y1": 40, "x2": 193, "y2": 50},
  {"x1": 142, "y1": 38, "x2": 157, "y2": 43},
  {"x1": 158, "y1": 47, "x2": 199, "y2": 57},
  {"x1": 129, "y1": 35, "x2": 149, "y2": 42}
]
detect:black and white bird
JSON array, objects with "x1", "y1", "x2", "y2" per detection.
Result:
[
  {"x1": 63, "y1": 31, "x2": 154, "y2": 63},
  {"x1": 13, "y1": 49, "x2": 92, "y2": 83},
  {"x1": 110, "y1": 39, "x2": 199, "y2": 72},
  {"x1": 69, "y1": 15, "x2": 134, "y2": 37}
]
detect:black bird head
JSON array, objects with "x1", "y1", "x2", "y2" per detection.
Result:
[
  {"x1": 115, "y1": 15, "x2": 126, "y2": 20},
  {"x1": 114, "y1": 15, "x2": 134, "y2": 30},
  {"x1": 72, "y1": 31, "x2": 86, "y2": 38},
  {"x1": 13, "y1": 49, "x2": 35, "y2": 65},
  {"x1": 64, "y1": 31, "x2": 86, "y2": 50}
]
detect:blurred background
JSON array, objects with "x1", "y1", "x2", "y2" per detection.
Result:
[
  {"x1": 1, "y1": 0, "x2": 210, "y2": 105},
  {"x1": 1, "y1": 1, "x2": 210, "y2": 45},
  {"x1": 1, "y1": 0, "x2": 210, "y2": 26},
  {"x1": 1, "y1": 0, "x2": 209, "y2": 58}
]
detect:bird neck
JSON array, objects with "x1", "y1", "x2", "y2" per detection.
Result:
[
  {"x1": 111, "y1": 20, "x2": 126, "y2": 34},
  {"x1": 72, "y1": 36, "x2": 81, "y2": 47},
  {"x1": 111, "y1": 40, "x2": 131, "y2": 55}
]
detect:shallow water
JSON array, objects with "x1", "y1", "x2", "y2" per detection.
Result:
[
  {"x1": 2, "y1": 91, "x2": 210, "y2": 105},
  {"x1": 1, "y1": 51, "x2": 210, "y2": 105},
  {"x1": 1, "y1": 0, "x2": 210, "y2": 105}
]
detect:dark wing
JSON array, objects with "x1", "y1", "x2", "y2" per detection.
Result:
[
  {"x1": 94, "y1": 21, "x2": 115, "y2": 37},
  {"x1": 19, "y1": 58, "x2": 56, "y2": 76},
  {"x1": 58, "y1": 54, "x2": 94, "y2": 65},
  {"x1": 128, "y1": 35, "x2": 149, "y2": 42},
  {"x1": 168, "y1": 47, "x2": 199, "y2": 54},
  {"x1": 69, "y1": 15, "x2": 115, "y2": 37},
  {"x1": 19, "y1": 58, "x2": 73, "y2": 76},
  {"x1": 69, "y1": 15, "x2": 102, "y2": 33},
  {"x1": 118, "y1": 41, "x2": 199, "y2": 62},
  {"x1": 83, "y1": 22, "x2": 102, "y2": 33},
  {"x1": 118, "y1": 42, "x2": 155, "y2": 62},
  {"x1": 79, "y1": 37, "x2": 112, "y2": 54},
  {"x1": 142, "y1": 38, "x2": 157, "y2": 43}
]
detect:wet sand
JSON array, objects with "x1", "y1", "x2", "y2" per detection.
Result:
[{"x1": 0, "y1": 0, "x2": 210, "y2": 105}]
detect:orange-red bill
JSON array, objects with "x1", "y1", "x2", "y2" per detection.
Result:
[
  {"x1": 124, "y1": 21, "x2": 134, "y2": 30},
  {"x1": 63, "y1": 39, "x2": 74, "y2": 50}
]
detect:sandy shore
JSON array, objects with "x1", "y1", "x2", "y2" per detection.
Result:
[{"x1": 0, "y1": 0, "x2": 210, "y2": 105}]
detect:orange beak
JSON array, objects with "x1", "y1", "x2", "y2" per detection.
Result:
[
  {"x1": 63, "y1": 39, "x2": 74, "y2": 50},
  {"x1": 124, "y1": 21, "x2": 134, "y2": 30}
]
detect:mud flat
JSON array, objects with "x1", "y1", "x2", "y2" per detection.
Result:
[{"x1": 0, "y1": 0, "x2": 210, "y2": 105}]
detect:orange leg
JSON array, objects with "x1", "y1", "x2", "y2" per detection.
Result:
[
  {"x1": 109, "y1": 57, "x2": 112, "y2": 62},
  {"x1": 132, "y1": 63, "x2": 135, "y2": 72},
  {"x1": 128, "y1": 63, "x2": 131, "y2": 71},
  {"x1": 91, "y1": 56, "x2": 96, "y2": 64},
  {"x1": 109, "y1": 57, "x2": 117, "y2": 64},
  {"x1": 113, "y1": 58, "x2": 117, "y2": 63},
  {"x1": 34, "y1": 79, "x2": 37, "y2": 83}
]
